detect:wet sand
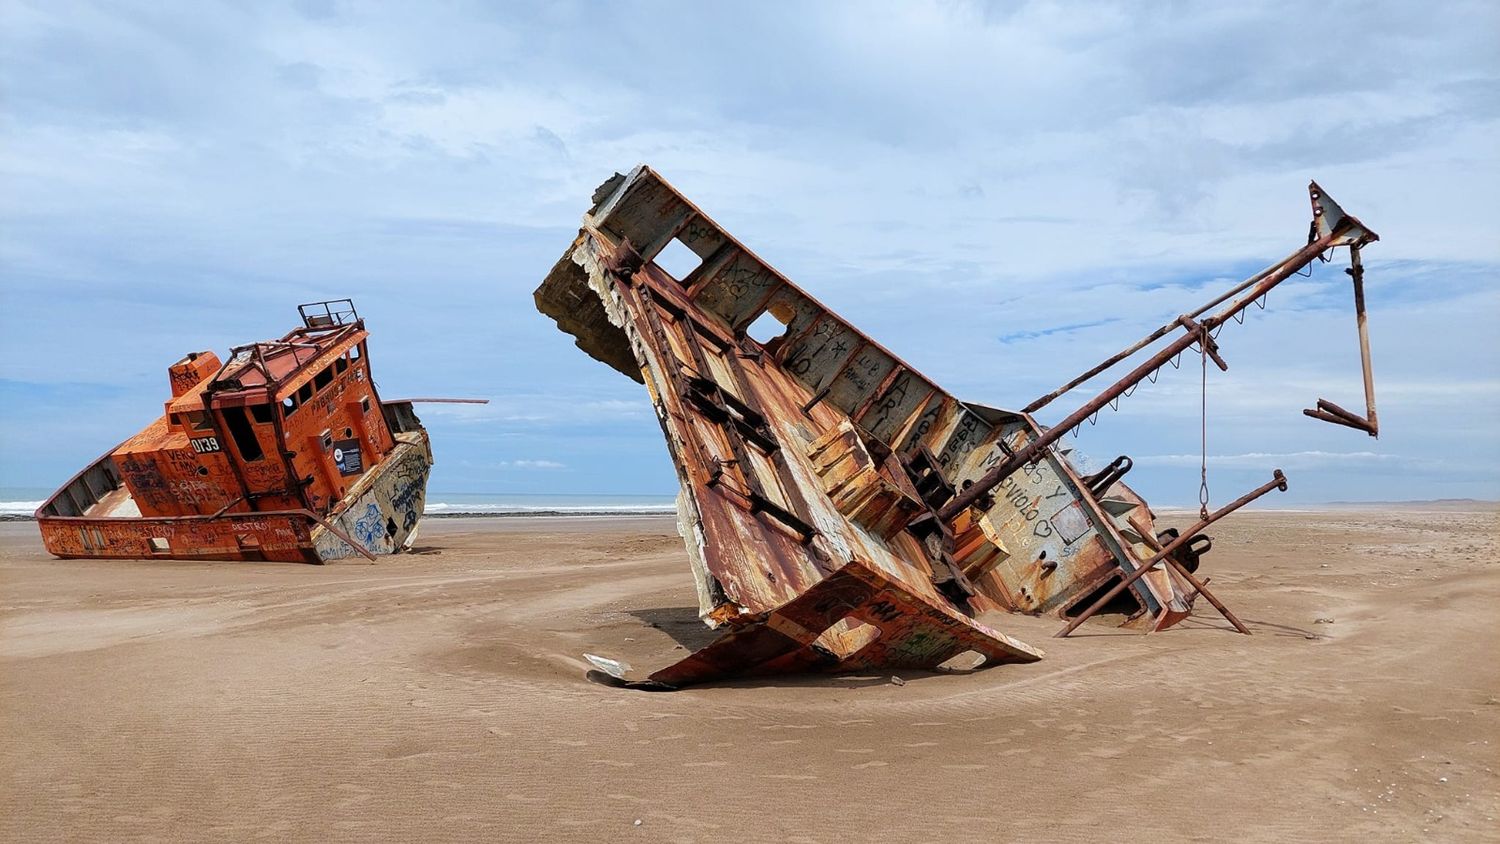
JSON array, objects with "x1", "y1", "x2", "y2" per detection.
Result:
[{"x1": 2, "y1": 508, "x2": 1497, "y2": 842}]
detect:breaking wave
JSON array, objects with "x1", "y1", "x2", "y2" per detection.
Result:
[
  {"x1": 0, "y1": 500, "x2": 44, "y2": 517},
  {"x1": 422, "y1": 500, "x2": 675, "y2": 516},
  {"x1": 1, "y1": 496, "x2": 677, "y2": 520}
]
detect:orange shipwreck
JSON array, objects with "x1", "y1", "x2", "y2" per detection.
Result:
[{"x1": 36, "y1": 300, "x2": 435, "y2": 563}]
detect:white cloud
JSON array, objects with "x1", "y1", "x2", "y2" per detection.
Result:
[
  {"x1": 498, "y1": 459, "x2": 565, "y2": 470},
  {"x1": 1134, "y1": 451, "x2": 1398, "y2": 469},
  {"x1": 0, "y1": 0, "x2": 1495, "y2": 502}
]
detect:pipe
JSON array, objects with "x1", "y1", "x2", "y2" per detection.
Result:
[
  {"x1": 1055, "y1": 469, "x2": 1286, "y2": 638},
  {"x1": 1022, "y1": 258, "x2": 1286, "y2": 414},
  {"x1": 938, "y1": 230, "x2": 1338, "y2": 524},
  {"x1": 1351, "y1": 246, "x2": 1379, "y2": 436}
]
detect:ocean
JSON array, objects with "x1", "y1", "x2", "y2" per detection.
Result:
[{"x1": 0, "y1": 487, "x2": 676, "y2": 518}]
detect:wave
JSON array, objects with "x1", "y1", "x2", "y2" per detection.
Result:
[
  {"x1": 0, "y1": 499, "x2": 676, "y2": 519},
  {"x1": 423, "y1": 501, "x2": 675, "y2": 516},
  {"x1": 0, "y1": 500, "x2": 43, "y2": 516}
]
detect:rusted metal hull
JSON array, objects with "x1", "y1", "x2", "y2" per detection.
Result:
[
  {"x1": 36, "y1": 429, "x2": 432, "y2": 564},
  {"x1": 536, "y1": 166, "x2": 1218, "y2": 686}
]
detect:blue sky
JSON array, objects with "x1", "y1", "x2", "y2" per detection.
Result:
[{"x1": 1, "y1": 1, "x2": 1496, "y2": 505}]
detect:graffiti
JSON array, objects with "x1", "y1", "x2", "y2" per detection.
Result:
[
  {"x1": 867, "y1": 376, "x2": 907, "y2": 429},
  {"x1": 680, "y1": 221, "x2": 716, "y2": 246},
  {"x1": 351, "y1": 503, "x2": 385, "y2": 547},
  {"x1": 864, "y1": 600, "x2": 903, "y2": 624}
]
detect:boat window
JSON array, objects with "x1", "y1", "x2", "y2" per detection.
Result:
[
  {"x1": 298, "y1": 383, "x2": 313, "y2": 403},
  {"x1": 349, "y1": 344, "x2": 362, "y2": 360},
  {"x1": 249, "y1": 403, "x2": 274, "y2": 424},
  {"x1": 186, "y1": 410, "x2": 213, "y2": 431},
  {"x1": 360, "y1": 396, "x2": 371, "y2": 414},
  {"x1": 221, "y1": 406, "x2": 264, "y2": 462},
  {"x1": 335, "y1": 356, "x2": 348, "y2": 375},
  {"x1": 282, "y1": 396, "x2": 298, "y2": 417},
  {"x1": 169, "y1": 413, "x2": 181, "y2": 426},
  {"x1": 314, "y1": 365, "x2": 333, "y2": 390}
]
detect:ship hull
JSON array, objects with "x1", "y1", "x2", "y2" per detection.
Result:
[{"x1": 36, "y1": 431, "x2": 432, "y2": 564}]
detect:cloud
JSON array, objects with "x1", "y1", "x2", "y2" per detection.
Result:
[
  {"x1": 1134, "y1": 451, "x2": 1399, "y2": 469},
  {"x1": 0, "y1": 1, "x2": 1495, "y2": 503},
  {"x1": 497, "y1": 459, "x2": 565, "y2": 470}
]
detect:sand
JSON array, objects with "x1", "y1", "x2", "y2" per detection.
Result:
[{"x1": 2, "y1": 507, "x2": 1497, "y2": 842}]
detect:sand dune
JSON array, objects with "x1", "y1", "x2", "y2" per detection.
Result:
[{"x1": 2, "y1": 508, "x2": 1497, "y2": 842}]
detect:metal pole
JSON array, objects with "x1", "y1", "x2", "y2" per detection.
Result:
[
  {"x1": 1350, "y1": 245, "x2": 1379, "y2": 436},
  {"x1": 1022, "y1": 260, "x2": 1283, "y2": 414},
  {"x1": 1054, "y1": 469, "x2": 1286, "y2": 638},
  {"x1": 937, "y1": 230, "x2": 1336, "y2": 524},
  {"x1": 1160, "y1": 555, "x2": 1249, "y2": 635},
  {"x1": 297, "y1": 509, "x2": 378, "y2": 563}
]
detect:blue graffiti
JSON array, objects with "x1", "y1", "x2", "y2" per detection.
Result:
[{"x1": 352, "y1": 503, "x2": 384, "y2": 548}]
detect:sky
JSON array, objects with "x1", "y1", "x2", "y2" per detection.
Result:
[{"x1": 1, "y1": 0, "x2": 1497, "y2": 506}]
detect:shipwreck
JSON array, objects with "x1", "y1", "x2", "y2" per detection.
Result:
[
  {"x1": 537, "y1": 166, "x2": 1381, "y2": 688},
  {"x1": 36, "y1": 300, "x2": 445, "y2": 563}
]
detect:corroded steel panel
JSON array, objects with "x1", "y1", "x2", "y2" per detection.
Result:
[
  {"x1": 314, "y1": 434, "x2": 433, "y2": 560},
  {"x1": 38, "y1": 512, "x2": 317, "y2": 562}
]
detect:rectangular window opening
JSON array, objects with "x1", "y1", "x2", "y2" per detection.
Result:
[
  {"x1": 149, "y1": 537, "x2": 170, "y2": 553},
  {"x1": 248, "y1": 403, "x2": 274, "y2": 424},
  {"x1": 653, "y1": 237, "x2": 703, "y2": 282},
  {"x1": 747, "y1": 308, "x2": 791, "y2": 345},
  {"x1": 335, "y1": 356, "x2": 348, "y2": 374},
  {"x1": 314, "y1": 366, "x2": 333, "y2": 390},
  {"x1": 221, "y1": 406, "x2": 264, "y2": 462}
]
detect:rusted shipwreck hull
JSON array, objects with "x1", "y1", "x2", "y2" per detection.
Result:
[
  {"x1": 36, "y1": 301, "x2": 438, "y2": 564},
  {"x1": 536, "y1": 167, "x2": 1235, "y2": 687}
]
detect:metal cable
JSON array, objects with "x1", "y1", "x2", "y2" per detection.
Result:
[{"x1": 1199, "y1": 337, "x2": 1211, "y2": 520}]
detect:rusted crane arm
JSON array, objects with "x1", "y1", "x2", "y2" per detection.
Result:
[{"x1": 938, "y1": 182, "x2": 1378, "y2": 524}]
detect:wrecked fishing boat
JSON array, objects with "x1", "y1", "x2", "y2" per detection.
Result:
[
  {"x1": 36, "y1": 300, "x2": 437, "y2": 563},
  {"x1": 538, "y1": 166, "x2": 1381, "y2": 687}
]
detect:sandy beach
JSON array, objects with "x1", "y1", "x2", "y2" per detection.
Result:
[{"x1": 2, "y1": 507, "x2": 1497, "y2": 842}]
